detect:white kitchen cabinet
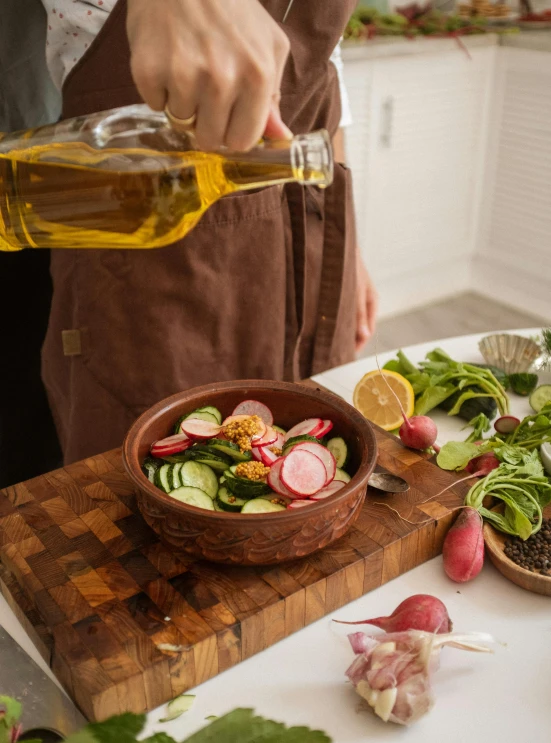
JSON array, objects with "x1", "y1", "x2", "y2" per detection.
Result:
[
  {"x1": 473, "y1": 47, "x2": 551, "y2": 320},
  {"x1": 343, "y1": 44, "x2": 496, "y2": 317}
]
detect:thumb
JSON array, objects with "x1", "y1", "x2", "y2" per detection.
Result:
[{"x1": 263, "y1": 102, "x2": 293, "y2": 140}]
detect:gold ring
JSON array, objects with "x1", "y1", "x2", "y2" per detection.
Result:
[{"x1": 164, "y1": 106, "x2": 197, "y2": 130}]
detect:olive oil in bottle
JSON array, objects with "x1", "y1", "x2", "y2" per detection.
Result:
[{"x1": 0, "y1": 105, "x2": 332, "y2": 251}]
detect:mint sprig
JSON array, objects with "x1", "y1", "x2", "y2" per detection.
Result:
[{"x1": 0, "y1": 699, "x2": 331, "y2": 743}]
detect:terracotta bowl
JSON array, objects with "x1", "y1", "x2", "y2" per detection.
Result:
[{"x1": 122, "y1": 380, "x2": 377, "y2": 566}]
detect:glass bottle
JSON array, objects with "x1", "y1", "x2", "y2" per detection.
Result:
[{"x1": 0, "y1": 104, "x2": 333, "y2": 251}]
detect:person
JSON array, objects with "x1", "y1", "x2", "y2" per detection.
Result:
[
  {"x1": 38, "y1": 0, "x2": 378, "y2": 464},
  {"x1": 0, "y1": 0, "x2": 63, "y2": 488}
]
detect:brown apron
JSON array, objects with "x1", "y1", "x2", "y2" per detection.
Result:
[{"x1": 42, "y1": 0, "x2": 358, "y2": 464}]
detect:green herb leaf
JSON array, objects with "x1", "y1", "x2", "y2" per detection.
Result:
[
  {"x1": 63, "y1": 730, "x2": 99, "y2": 743},
  {"x1": 463, "y1": 413, "x2": 491, "y2": 443},
  {"x1": 0, "y1": 697, "x2": 22, "y2": 728},
  {"x1": 383, "y1": 359, "x2": 404, "y2": 374},
  {"x1": 86, "y1": 714, "x2": 145, "y2": 743},
  {"x1": 437, "y1": 442, "x2": 482, "y2": 471},
  {"x1": 414, "y1": 384, "x2": 455, "y2": 416},
  {"x1": 142, "y1": 734, "x2": 178, "y2": 743},
  {"x1": 182, "y1": 709, "x2": 331, "y2": 743}
]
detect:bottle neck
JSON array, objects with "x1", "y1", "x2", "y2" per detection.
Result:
[{"x1": 222, "y1": 130, "x2": 333, "y2": 191}]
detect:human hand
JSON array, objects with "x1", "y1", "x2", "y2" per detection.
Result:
[
  {"x1": 127, "y1": 0, "x2": 292, "y2": 151},
  {"x1": 355, "y1": 252, "x2": 378, "y2": 352}
]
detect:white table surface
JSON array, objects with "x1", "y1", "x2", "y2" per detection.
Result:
[{"x1": 2, "y1": 327, "x2": 550, "y2": 742}]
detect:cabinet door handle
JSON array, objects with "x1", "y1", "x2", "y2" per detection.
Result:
[{"x1": 380, "y1": 96, "x2": 394, "y2": 148}]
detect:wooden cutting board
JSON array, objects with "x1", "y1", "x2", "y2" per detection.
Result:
[{"x1": 0, "y1": 427, "x2": 468, "y2": 722}]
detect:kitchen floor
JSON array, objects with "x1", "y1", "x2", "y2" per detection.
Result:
[{"x1": 360, "y1": 291, "x2": 548, "y2": 357}]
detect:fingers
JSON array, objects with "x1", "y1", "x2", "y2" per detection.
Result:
[
  {"x1": 355, "y1": 284, "x2": 371, "y2": 353},
  {"x1": 127, "y1": 0, "x2": 291, "y2": 151},
  {"x1": 224, "y1": 64, "x2": 274, "y2": 151},
  {"x1": 366, "y1": 285, "x2": 379, "y2": 338},
  {"x1": 263, "y1": 102, "x2": 293, "y2": 141}
]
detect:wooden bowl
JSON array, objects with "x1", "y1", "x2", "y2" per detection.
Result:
[
  {"x1": 122, "y1": 380, "x2": 378, "y2": 566},
  {"x1": 484, "y1": 505, "x2": 551, "y2": 597}
]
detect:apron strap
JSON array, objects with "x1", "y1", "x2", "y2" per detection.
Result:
[{"x1": 311, "y1": 164, "x2": 355, "y2": 374}]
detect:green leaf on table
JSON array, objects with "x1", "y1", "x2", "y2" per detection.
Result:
[
  {"x1": 143, "y1": 734, "x2": 178, "y2": 743},
  {"x1": 182, "y1": 709, "x2": 332, "y2": 743},
  {"x1": 396, "y1": 349, "x2": 418, "y2": 375},
  {"x1": 383, "y1": 359, "x2": 404, "y2": 374},
  {"x1": 446, "y1": 390, "x2": 495, "y2": 417},
  {"x1": 63, "y1": 730, "x2": 99, "y2": 743},
  {"x1": 86, "y1": 714, "x2": 146, "y2": 743},
  {"x1": 0, "y1": 697, "x2": 22, "y2": 728},
  {"x1": 414, "y1": 384, "x2": 455, "y2": 415},
  {"x1": 437, "y1": 441, "x2": 482, "y2": 471}
]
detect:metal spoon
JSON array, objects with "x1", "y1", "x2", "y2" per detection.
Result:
[{"x1": 368, "y1": 472, "x2": 410, "y2": 493}]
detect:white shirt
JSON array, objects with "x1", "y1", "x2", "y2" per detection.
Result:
[{"x1": 41, "y1": 0, "x2": 352, "y2": 127}]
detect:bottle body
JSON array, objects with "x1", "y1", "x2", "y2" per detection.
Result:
[{"x1": 0, "y1": 105, "x2": 332, "y2": 251}]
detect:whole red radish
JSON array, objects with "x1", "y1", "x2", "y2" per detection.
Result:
[
  {"x1": 399, "y1": 415, "x2": 438, "y2": 451},
  {"x1": 465, "y1": 452, "x2": 499, "y2": 475},
  {"x1": 334, "y1": 594, "x2": 452, "y2": 634},
  {"x1": 374, "y1": 363, "x2": 438, "y2": 451},
  {"x1": 442, "y1": 507, "x2": 484, "y2": 583}
]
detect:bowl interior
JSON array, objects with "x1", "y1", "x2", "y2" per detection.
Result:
[{"x1": 124, "y1": 381, "x2": 376, "y2": 518}]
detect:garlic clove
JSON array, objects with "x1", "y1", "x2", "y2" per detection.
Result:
[{"x1": 374, "y1": 687, "x2": 398, "y2": 722}]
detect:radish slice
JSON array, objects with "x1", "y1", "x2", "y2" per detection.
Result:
[
  {"x1": 284, "y1": 418, "x2": 324, "y2": 442},
  {"x1": 180, "y1": 419, "x2": 221, "y2": 440},
  {"x1": 287, "y1": 500, "x2": 316, "y2": 509},
  {"x1": 275, "y1": 432, "x2": 285, "y2": 449},
  {"x1": 250, "y1": 419, "x2": 267, "y2": 442},
  {"x1": 231, "y1": 400, "x2": 273, "y2": 426},
  {"x1": 251, "y1": 446, "x2": 264, "y2": 462},
  {"x1": 494, "y1": 415, "x2": 521, "y2": 434},
  {"x1": 281, "y1": 449, "x2": 327, "y2": 496},
  {"x1": 315, "y1": 419, "x2": 334, "y2": 439},
  {"x1": 267, "y1": 458, "x2": 297, "y2": 498},
  {"x1": 151, "y1": 433, "x2": 191, "y2": 457},
  {"x1": 252, "y1": 446, "x2": 279, "y2": 466},
  {"x1": 311, "y1": 480, "x2": 345, "y2": 501},
  {"x1": 260, "y1": 447, "x2": 279, "y2": 466},
  {"x1": 292, "y1": 442, "x2": 336, "y2": 485},
  {"x1": 253, "y1": 425, "x2": 277, "y2": 447}
]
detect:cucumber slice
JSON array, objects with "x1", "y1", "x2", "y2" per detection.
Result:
[
  {"x1": 216, "y1": 486, "x2": 247, "y2": 512},
  {"x1": 159, "y1": 694, "x2": 195, "y2": 723},
  {"x1": 186, "y1": 410, "x2": 220, "y2": 424},
  {"x1": 185, "y1": 445, "x2": 232, "y2": 472},
  {"x1": 241, "y1": 497, "x2": 286, "y2": 514},
  {"x1": 170, "y1": 462, "x2": 184, "y2": 490},
  {"x1": 190, "y1": 444, "x2": 232, "y2": 461},
  {"x1": 190, "y1": 456, "x2": 231, "y2": 473},
  {"x1": 169, "y1": 487, "x2": 214, "y2": 510},
  {"x1": 529, "y1": 384, "x2": 551, "y2": 413},
  {"x1": 173, "y1": 410, "x2": 219, "y2": 434},
  {"x1": 161, "y1": 450, "x2": 192, "y2": 464},
  {"x1": 283, "y1": 434, "x2": 320, "y2": 453},
  {"x1": 142, "y1": 456, "x2": 161, "y2": 483},
  {"x1": 173, "y1": 415, "x2": 187, "y2": 435},
  {"x1": 179, "y1": 461, "x2": 218, "y2": 499},
  {"x1": 326, "y1": 437, "x2": 348, "y2": 468},
  {"x1": 272, "y1": 425, "x2": 287, "y2": 435},
  {"x1": 334, "y1": 468, "x2": 351, "y2": 483},
  {"x1": 195, "y1": 406, "x2": 222, "y2": 425},
  {"x1": 154, "y1": 463, "x2": 172, "y2": 493},
  {"x1": 224, "y1": 467, "x2": 270, "y2": 498},
  {"x1": 209, "y1": 439, "x2": 252, "y2": 462},
  {"x1": 213, "y1": 499, "x2": 225, "y2": 512}
]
